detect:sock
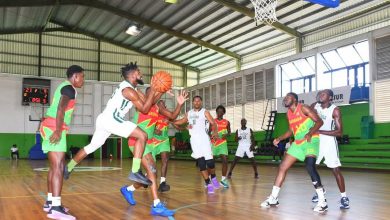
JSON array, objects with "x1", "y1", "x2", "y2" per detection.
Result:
[
  {"x1": 221, "y1": 176, "x2": 226, "y2": 181},
  {"x1": 205, "y1": 178, "x2": 211, "y2": 185},
  {"x1": 67, "y1": 159, "x2": 78, "y2": 172},
  {"x1": 153, "y1": 199, "x2": 161, "y2": 207},
  {"x1": 127, "y1": 185, "x2": 136, "y2": 192},
  {"x1": 47, "y1": 193, "x2": 53, "y2": 202},
  {"x1": 132, "y1": 158, "x2": 141, "y2": 173},
  {"x1": 341, "y1": 192, "x2": 347, "y2": 198},
  {"x1": 210, "y1": 174, "x2": 216, "y2": 179},
  {"x1": 52, "y1": 197, "x2": 61, "y2": 207},
  {"x1": 271, "y1": 186, "x2": 280, "y2": 198},
  {"x1": 316, "y1": 188, "x2": 325, "y2": 202},
  {"x1": 160, "y1": 177, "x2": 166, "y2": 184}
]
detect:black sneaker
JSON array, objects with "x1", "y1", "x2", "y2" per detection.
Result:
[
  {"x1": 43, "y1": 201, "x2": 52, "y2": 212},
  {"x1": 63, "y1": 166, "x2": 72, "y2": 180},
  {"x1": 137, "y1": 170, "x2": 149, "y2": 188},
  {"x1": 128, "y1": 171, "x2": 152, "y2": 186},
  {"x1": 158, "y1": 182, "x2": 171, "y2": 192},
  {"x1": 255, "y1": 173, "x2": 259, "y2": 179},
  {"x1": 227, "y1": 172, "x2": 232, "y2": 179}
]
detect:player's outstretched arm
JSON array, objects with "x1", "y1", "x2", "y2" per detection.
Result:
[
  {"x1": 319, "y1": 107, "x2": 343, "y2": 137},
  {"x1": 205, "y1": 110, "x2": 218, "y2": 140},
  {"x1": 273, "y1": 129, "x2": 293, "y2": 147},
  {"x1": 123, "y1": 87, "x2": 161, "y2": 114},
  {"x1": 173, "y1": 113, "x2": 188, "y2": 126},
  {"x1": 158, "y1": 90, "x2": 189, "y2": 120},
  {"x1": 301, "y1": 104, "x2": 323, "y2": 142}
]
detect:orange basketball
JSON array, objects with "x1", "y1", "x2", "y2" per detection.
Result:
[{"x1": 151, "y1": 71, "x2": 173, "y2": 93}]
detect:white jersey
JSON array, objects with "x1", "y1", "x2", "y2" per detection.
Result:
[
  {"x1": 187, "y1": 108, "x2": 213, "y2": 160},
  {"x1": 314, "y1": 103, "x2": 341, "y2": 168},
  {"x1": 237, "y1": 127, "x2": 251, "y2": 146},
  {"x1": 102, "y1": 80, "x2": 135, "y2": 122},
  {"x1": 187, "y1": 108, "x2": 209, "y2": 137},
  {"x1": 314, "y1": 103, "x2": 337, "y2": 131}
]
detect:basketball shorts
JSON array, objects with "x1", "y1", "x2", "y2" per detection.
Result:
[
  {"x1": 190, "y1": 135, "x2": 213, "y2": 160},
  {"x1": 83, "y1": 114, "x2": 137, "y2": 155},
  {"x1": 316, "y1": 135, "x2": 342, "y2": 168},
  {"x1": 40, "y1": 118, "x2": 68, "y2": 153},
  {"x1": 287, "y1": 136, "x2": 319, "y2": 162},
  {"x1": 153, "y1": 138, "x2": 170, "y2": 156},
  {"x1": 212, "y1": 142, "x2": 228, "y2": 156},
  {"x1": 128, "y1": 137, "x2": 154, "y2": 158},
  {"x1": 235, "y1": 144, "x2": 254, "y2": 158}
]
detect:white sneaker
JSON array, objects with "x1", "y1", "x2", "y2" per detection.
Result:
[
  {"x1": 260, "y1": 196, "x2": 279, "y2": 207},
  {"x1": 313, "y1": 200, "x2": 328, "y2": 213}
]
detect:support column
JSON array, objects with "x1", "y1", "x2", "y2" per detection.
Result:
[
  {"x1": 296, "y1": 37, "x2": 303, "y2": 54},
  {"x1": 183, "y1": 66, "x2": 188, "y2": 88}
]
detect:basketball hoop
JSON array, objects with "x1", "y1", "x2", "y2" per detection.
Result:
[{"x1": 250, "y1": 0, "x2": 278, "y2": 25}]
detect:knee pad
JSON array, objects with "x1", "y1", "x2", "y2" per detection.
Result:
[
  {"x1": 206, "y1": 159, "x2": 215, "y2": 169},
  {"x1": 197, "y1": 157, "x2": 207, "y2": 171},
  {"x1": 305, "y1": 157, "x2": 322, "y2": 188}
]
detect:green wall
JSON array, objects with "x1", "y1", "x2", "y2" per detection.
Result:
[
  {"x1": 273, "y1": 103, "x2": 390, "y2": 139},
  {"x1": 0, "y1": 133, "x2": 91, "y2": 159},
  {"x1": 0, "y1": 133, "x2": 36, "y2": 158}
]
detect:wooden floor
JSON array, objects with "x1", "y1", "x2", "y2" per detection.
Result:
[{"x1": 1, "y1": 159, "x2": 389, "y2": 220}]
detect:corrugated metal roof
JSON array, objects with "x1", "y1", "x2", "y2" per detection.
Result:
[{"x1": 0, "y1": 0, "x2": 389, "y2": 73}]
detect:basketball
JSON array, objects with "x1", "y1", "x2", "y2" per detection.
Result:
[{"x1": 151, "y1": 71, "x2": 173, "y2": 93}]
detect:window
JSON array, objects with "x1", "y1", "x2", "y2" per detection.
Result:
[
  {"x1": 277, "y1": 56, "x2": 316, "y2": 97},
  {"x1": 318, "y1": 40, "x2": 369, "y2": 88}
]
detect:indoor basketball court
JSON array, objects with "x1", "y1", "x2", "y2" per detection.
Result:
[{"x1": 0, "y1": 0, "x2": 390, "y2": 220}]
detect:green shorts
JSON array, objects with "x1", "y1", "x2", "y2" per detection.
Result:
[
  {"x1": 40, "y1": 126, "x2": 67, "y2": 153},
  {"x1": 212, "y1": 143, "x2": 228, "y2": 156},
  {"x1": 287, "y1": 137, "x2": 319, "y2": 161},
  {"x1": 153, "y1": 138, "x2": 170, "y2": 157},
  {"x1": 129, "y1": 141, "x2": 154, "y2": 158}
]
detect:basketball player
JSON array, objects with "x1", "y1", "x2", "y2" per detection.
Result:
[
  {"x1": 227, "y1": 118, "x2": 258, "y2": 179},
  {"x1": 120, "y1": 88, "x2": 187, "y2": 217},
  {"x1": 311, "y1": 89, "x2": 350, "y2": 209},
  {"x1": 211, "y1": 105, "x2": 231, "y2": 188},
  {"x1": 173, "y1": 96, "x2": 220, "y2": 194},
  {"x1": 64, "y1": 62, "x2": 162, "y2": 187},
  {"x1": 41, "y1": 65, "x2": 84, "y2": 220},
  {"x1": 260, "y1": 92, "x2": 328, "y2": 213},
  {"x1": 153, "y1": 100, "x2": 178, "y2": 192}
]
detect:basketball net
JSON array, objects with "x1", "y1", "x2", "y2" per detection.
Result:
[{"x1": 250, "y1": 0, "x2": 278, "y2": 25}]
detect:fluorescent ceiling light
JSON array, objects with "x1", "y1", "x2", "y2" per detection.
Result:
[{"x1": 126, "y1": 25, "x2": 141, "y2": 36}]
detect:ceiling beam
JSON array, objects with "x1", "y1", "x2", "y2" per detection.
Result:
[
  {"x1": 0, "y1": 25, "x2": 200, "y2": 72},
  {"x1": 211, "y1": 0, "x2": 302, "y2": 38},
  {"x1": 51, "y1": 21, "x2": 200, "y2": 72},
  {"x1": 0, "y1": 0, "x2": 240, "y2": 59}
]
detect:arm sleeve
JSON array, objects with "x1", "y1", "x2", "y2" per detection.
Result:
[{"x1": 60, "y1": 85, "x2": 76, "y2": 99}]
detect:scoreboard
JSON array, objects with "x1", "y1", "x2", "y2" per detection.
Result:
[{"x1": 22, "y1": 78, "x2": 50, "y2": 105}]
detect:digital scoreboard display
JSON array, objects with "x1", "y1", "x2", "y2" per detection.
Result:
[{"x1": 22, "y1": 78, "x2": 50, "y2": 105}]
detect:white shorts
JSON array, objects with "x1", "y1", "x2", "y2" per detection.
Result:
[
  {"x1": 235, "y1": 145, "x2": 254, "y2": 158},
  {"x1": 190, "y1": 135, "x2": 213, "y2": 160},
  {"x1": 316, "y1": 135, "x2": 342, "y2": 168},
  {"x1": 83, "y1": 113, "x2": 137, "y2": 154}
]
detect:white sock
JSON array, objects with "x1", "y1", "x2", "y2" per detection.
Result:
[
  {"x1": 127, "y1": 185, "x2": 136, "y2": 192},
  {"x1": 47, "y1": 193, "x2": 53, "y2": 202},
  {"x1": 316, "y1": 188, "x2": 326, "y2": 202},
  {"x1": 160, "y1": 177, "x2": 166, "y2": 184},
  {"x1": 221, "y1": 176, "x2": 226, "y2": 181},
  {"x1": 271, "y1": 186, "x2": 280, "y2": 198},
  {"x1": 51, "y1": 197, "x2": 61, "y2": 207},
  {"x1": 153, "y1": 199, "x2": 161, "y2": 207},
  {"x1": 341, "y1": 192, "x2": 347, "y2": 198}
]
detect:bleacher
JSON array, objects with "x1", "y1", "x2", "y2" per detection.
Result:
[{"x1": 170, "y1": 131, "x2": 390, "y2": 170}]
